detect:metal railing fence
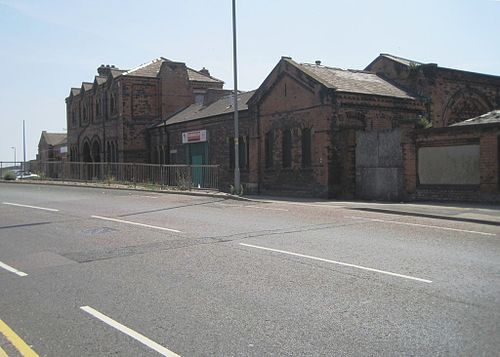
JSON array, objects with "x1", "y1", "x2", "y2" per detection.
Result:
[{"x1": 0, "y1": 161, "x2": 219, "y2": 190}]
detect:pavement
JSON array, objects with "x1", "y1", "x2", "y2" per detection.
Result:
[{"x1": 7, "y1": 179, "x2": 500, "y2": 225}]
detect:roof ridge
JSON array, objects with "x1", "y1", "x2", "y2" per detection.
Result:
[{"x1": 122, "y1": 57, "x2": 166, "y2": 76}]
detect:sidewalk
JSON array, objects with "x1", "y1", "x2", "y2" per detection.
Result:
[
  {"x1": 248, "y1": 196, "x2": 500, "y2": 226},
  {"x1": 4, "y1": 180, "x2": 499, "y2": 225}
]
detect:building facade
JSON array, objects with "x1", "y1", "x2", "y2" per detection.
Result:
[
  {"x1": 66, "y1": 58, "x2": 224, "y2": 164},
  {"x1": 64, "y1": 53, "x2": 500, "y2": 201},
  {"x1": 37, "y1": 131, "x2": 67, "y2": 162}
]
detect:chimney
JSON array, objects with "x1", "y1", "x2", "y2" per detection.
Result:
[
  {"x1": 199, "y1": 67, "x2": 210, "y2": 77},
  {"x1": 315, "y1": 60, "x2": 322, "y2": 65},
  {"x1": 97, "y1": 64, "x2": 118, "y2": 77}
]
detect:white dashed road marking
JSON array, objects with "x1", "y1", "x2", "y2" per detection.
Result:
[
  {"x1": 91, "y1": 215, "x2": 182, "y2": 233},
  {"x1": 345, "y1": 216, "x2": 496, "y2": 236},
  {"x1": 239, "y1": 243, "x2": 432, "y2": 283},
  {"x1": 80, "y1": 306, "x2": 180, "y2": 357},
  {"x1": 0, "y1": 261, "x2": 28, "y2": 277},
  {"x1": 2, "y1": 202, "x2": 59, "y2": 212}
]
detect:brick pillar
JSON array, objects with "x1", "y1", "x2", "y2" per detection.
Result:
[
  {"x1": 401, "y1": 124, "x2": 417, "y2": 196},
  {"x1": 480, "y1": 133, "x2": 499, "y2": 193}
]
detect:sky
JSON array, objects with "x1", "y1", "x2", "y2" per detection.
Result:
[{"x1": 0, "y1": 0, "x2": 499, "y2": 162}]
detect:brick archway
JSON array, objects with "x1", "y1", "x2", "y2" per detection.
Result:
[{"x1": 442, "y1": 88, "x2": 492, "y2": 126}]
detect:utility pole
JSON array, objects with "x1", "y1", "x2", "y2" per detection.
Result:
[
  {"x1": 232, "y1": 0, "x2": 240, "y2": 192},
  {"x1": 22, "y1": 120, "x2": 26, "y2": 164}
]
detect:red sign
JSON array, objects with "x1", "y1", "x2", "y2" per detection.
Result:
[{"x1": 182, "y1": 130, "x2": 207, "y2": 144}]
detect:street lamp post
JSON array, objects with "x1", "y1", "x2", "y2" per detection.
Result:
[
  {"x1": 10, "y1": 146, "x2": 16, "y2": 165},
  {"x1": 232, "y1": 0, "x2": 240, "y2": 193}
]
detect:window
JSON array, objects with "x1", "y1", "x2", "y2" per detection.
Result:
[
  {"x1": 110, "y1": 94, "x2": 116, "y2": 114},
  {"x1": 72, "y1": 111, "x2": 76, "y2": 127},
  {"x1": 229, "y1": 136, "x2": 248, "y2": 169},
  {"x1": 302, "y1": 128, "x2": 312, "y2": 168},
  {"x1": 282, "y1": 129, "x2": 292, "y2": 168},
  {"x1": 265, "y1": 131, "x2": 274, "y2": 168}
]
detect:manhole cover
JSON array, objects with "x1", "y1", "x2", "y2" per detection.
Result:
[{"x1": 82, "y1": 227, "x2": 118, "y2": 235}]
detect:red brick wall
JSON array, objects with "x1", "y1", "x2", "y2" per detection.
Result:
[{"x1": 406, "y1": 125, "x2": 500, "y2": 202}]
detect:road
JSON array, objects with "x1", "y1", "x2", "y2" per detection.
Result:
[{"x1": 0, "y1": 183, "x2": 499, "y2": 356}]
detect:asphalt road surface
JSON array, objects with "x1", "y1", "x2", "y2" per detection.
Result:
[{"x1": 0, "y1": 183, "x2": 499, "y2": 356}]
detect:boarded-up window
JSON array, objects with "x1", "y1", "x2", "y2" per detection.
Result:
[
  {"x1": 282, "y1": 129, "x2": 292, "y2": 168},
  {"x1": 418, "y1": 145, "x2": 480, "y2": 185}
]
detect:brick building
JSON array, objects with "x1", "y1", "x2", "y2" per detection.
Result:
[
  {"x1": 66, "y1": 58, "x2": 223, "y2": 164},
  {"x1": 37, "y1": 131, "x2": 67, "y2": 162},
  {"x1": 366, "y1": 54, "x2": 500, "y2": 127},
  {"x1": 149, "y1": 89, "x2": 256, "y2": 191},
  {"x1": 64, "y1": 53, "x2": 500, "y2": 201},
  {"x1": 248, "y1": 57, "x2": 426, "y2": 198}
]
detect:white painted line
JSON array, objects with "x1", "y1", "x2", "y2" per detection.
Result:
[
  {"x1": 135, "y1": 195, "x2": 159, "y2": 199},
  {"x1": 91, "y1": 215, "x2": 182, "y2": 233},
  {"x1": 80, "y1": 306, "x2": 180, "y2": 357},
  {"x1": 239, "y1": 243, "x2": 432, "y2": 283},
  {"x1": 2, "y1": 202, "x2": 59, "y2": 212},
  {"x1": 0, "y1": 261, "x2": 28, "y2": 277},
  {"x1": 244, "y1": 205, "x2": 289, "y2": 212},
  {"x1": 345, "y1": 216, "x2": 496, "y2": 236}
]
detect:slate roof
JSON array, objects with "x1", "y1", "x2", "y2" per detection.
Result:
[
  {"x1": 296, "y1": 61, "x2": 415, "y2": 99},
  {"x1": 187, "y1": 68, "x2": 223, "y2": 83},
  {"x1": 123, "y1": 58, "x2": 166, "y2": 77},
  {"x1": 160, "y1": 90, "x2": 256, "y2": 126},
  {"x1": 81, "y1": 82, "x2": 93, "y2": 91},
  {"x1": 450, "y1": 110, "x2": 500, "y2": 127},
  {"x1": 42, "y1": 132, "x2": 67, "y2": 146},
  {"x1": 122, "y1": 57, "x2": 223, "y2": 83},
  {"x1": 94, "y1": 76, "x2": 107, "y2": 85},
  {"x1": 70, "y1": 88, "x2": 80, "y2": 96},
  {"x1": 378, "y1": 54, "x2": 423, "y2": 66}
]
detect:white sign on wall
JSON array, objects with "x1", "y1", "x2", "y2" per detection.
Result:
[
  {"x1": 60, "y1": 146, "x2": 68, "y2": 153},
  {"x1": 182, "y1": 130, "x2": 207, "y2": 144}
]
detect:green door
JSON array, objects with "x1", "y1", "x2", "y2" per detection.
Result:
[
  {"x1": 192, "y1": 154, "x2": 203, "y2": 187},
  {"x1": 189, "y1": 143, "x2": 207, "y2": 187}
]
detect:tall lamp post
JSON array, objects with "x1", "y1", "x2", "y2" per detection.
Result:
[
  {"x1": 10, "y1": 146, "x2": 16, "y2": 165},
  {"x1": 232, "y1": 0, "x2": 240, "y2": 192}
]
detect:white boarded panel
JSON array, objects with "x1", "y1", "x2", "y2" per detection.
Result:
[{"x1": 418, "y1": 145, "x2": 480, "y2": 185}]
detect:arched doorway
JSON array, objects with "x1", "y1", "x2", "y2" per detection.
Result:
[
  {"x1": 91, "y1": 140, "x2": 101, "y2": 162},
  {"x1": 82, "y1": 141, "x2": 92, "y2": 162}
]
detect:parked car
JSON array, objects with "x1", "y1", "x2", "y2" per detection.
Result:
[{"x1": 15, "y1": 171, "x2": 40, "y2": 180}]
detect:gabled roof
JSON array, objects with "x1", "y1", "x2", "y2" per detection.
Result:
[
  {"x1": 159, "y1": 90, "x2": 255, "y2": 126},
  {"x1": 294, "y1": 60, "x2": 416, "y2": 99},
  {"x1": 187, "y1": 68, "x2": 223, "y2": 83},
  {"x1": 94, "y1": 76, "x2": 107, "y2": 85},
  {"x1": 81, "y1": 82, "x2": 93, "y2": 91},
  {"x1": 123, "y1": 57, "x2": 167, "y2": 77},
  {"x1": 377, "y1": 54, "x2": 423, "y2": 67},
  {"x1": 122, "y1": 57, "x2": 224, "y2": 83},
  {"x1": 41, "y1": 132, "x2": 67, "y2": 146},
  {"x1": 70, "y1": 88, "x2": 80, "y2": 96},
  {"x1": 450, "y1": 110, "x2": 500, "y2": 127}
]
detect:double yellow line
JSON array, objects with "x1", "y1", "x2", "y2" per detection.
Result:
[{"x1": 0, "y1": 319, "x2": 39, "y2": 357}]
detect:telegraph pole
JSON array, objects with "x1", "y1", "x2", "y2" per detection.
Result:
[
  {"x1": 232, "y1": 0, "x2": 240, "y2": 192},
  {"x1": 23, "y1": 120, "x2": 27, "y2": 168}
]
